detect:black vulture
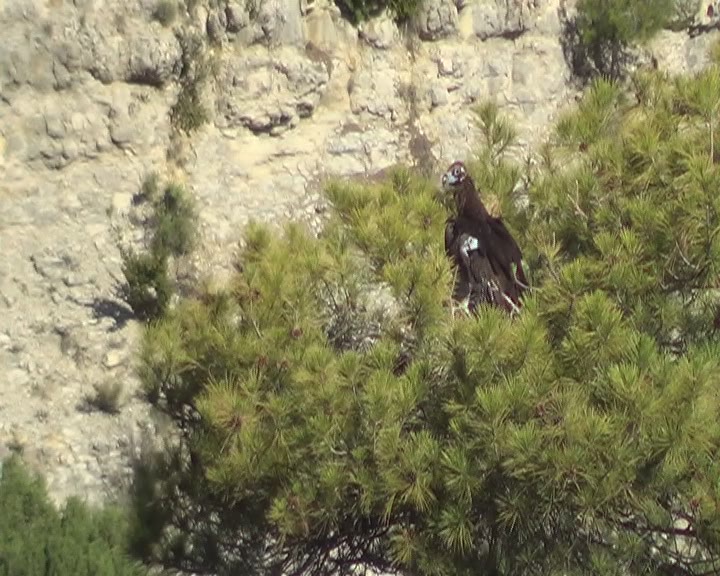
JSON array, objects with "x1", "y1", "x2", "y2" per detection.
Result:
[{"x1": 441, "y1": 160, "x2": 528, "y2": 315}]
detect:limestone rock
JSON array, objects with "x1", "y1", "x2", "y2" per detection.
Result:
[
  {"x1": 429, "y1": 84, "x2": 449, "y2": 107},
  {"x1": 348, "y1": 56, "x2": 407, "y2": 122},
  {"x1": 648, "y1": 29, "x2": 720, "y2": 76},
  {"x1": 359, "y1": 13, "x2": 399, "y2": 49},
  {"x1": 225, "y1": 1, "x2": 251, "y2": 32},
  {"x1": 207, "y1": 9, "x2": 228, "y2": 44},
  {"x1": 465, "y1": 0, "x2": 528, "y2": 40},
  {"x1": 103, "y1": 350, "x2": 125, "y2": 369},
  {"x1": 217, "y1": 0, "x2": 304, "y2": 45},
  {"x1": 265, "y1": 0, "x2": 305, "y2": 45},
  {"x1": 0, "y1": 2, "x2": 182, "y2": 92},
  {"x1": 528, "y1": 0, "x2": 564, "y2": 35},
  {"x1": 510, "y1": 36, "x2": 568, "y2": 107},
  {"x1": 125, "y1": 33, "x2": 182, "y2": 87},
  {"x1": 415, "y1": 0, "x2": 459, "y2": 41},
  {"x1": 304, "y1": 4, "x2": 353, "y2": 50},
  {"x1": 325, "y1": 125, "x2": 401, "y2": 175},
  {"x1": 3, "y1": 83, "x2": 172, "y2": 168},
  {"x1": 75, "y1": 11, "x2": 182, "y2": 86},
  {"x1": 216, "y1": 49, "x2": 330, "y2": 135}
]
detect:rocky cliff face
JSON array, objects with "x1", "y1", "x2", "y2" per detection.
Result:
[{"x1": 0, "y1": 0, "x2": 718, "y2": 505}]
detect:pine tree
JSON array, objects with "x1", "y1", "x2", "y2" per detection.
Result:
[
  {"x1": 568, "y1": 0, "x2": 673, "y2": 80},
  {"x1": 0, "y1": 456, "x2": 149, "y2": 576},
  {"x1": 130, "y1": 53, "x2": 720, "y2": 576}
]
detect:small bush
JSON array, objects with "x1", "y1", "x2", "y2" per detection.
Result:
[
  {"x1": 119, "y1": 178, "x2": 198, "y2": 322},
  {"x1": 334, "y1": 0, "x2": 423, "y2": 25},
  {"x1": 170, "y1": 33, "x2": 210, "y2": 134},
  {"x1": 153, "y1": 0, "x2": 177, "y2": 26},
  {"x1": 566, "y1": 0, "x2": 673, "y2": 80},
  {"x1": 119, "y1": 248, "x2": 174, "y2": 322},
  {"x1": 389, "y1": 0, "x2": 424, "y2": 23},
  {"x1": 0, "y1": 455, "x2": 148, "y2": 576},
  {"x1": 668, "y1": 0, "x2": 701, "y2": 30},
  {"x1": 170, "y1": 83, "x2": 208, "y2": 133},
  {"x1": 84, "y1": 380, "x2": 124, "y2": 414},
  {"x1": 135, "y1": 172, "x2": 161, "y2": 206},
  {"x1": 150, "y1": 183, "x2": 198, "y2": 258}
]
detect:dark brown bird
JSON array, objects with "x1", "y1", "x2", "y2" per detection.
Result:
[{"x1": 442, "y1": 160, "x2": 528, "y2": 315}]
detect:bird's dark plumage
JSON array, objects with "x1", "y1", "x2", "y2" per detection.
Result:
[{"x1": 442, "y1": 161, "x2": 528, "y2": 314}]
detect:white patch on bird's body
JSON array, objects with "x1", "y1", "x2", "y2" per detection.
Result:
[{"x1": 460, "y1": 235, "x2": 479, "y2": 257}]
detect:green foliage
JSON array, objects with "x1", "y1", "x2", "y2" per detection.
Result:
[
  {"x1": 170, "y1": 33, "x2": 210, "y2": 134},
  {"x1": 119, "y1": 247, "x2": 174, "y2": 322},
  {"x1": 0, "y1": 455, "x2": 148, "y2": 576},
  {"x1": 171, "y1": 82, "x2": 207, "y2": 134},
  {"x1": 132, "y1": 67, "x2": 720, "y2": 576},
  {"x1": 576, "y1": 0, "x2": 673, "y2": 46},
  {"x1": 710, "y1": 38, "x2": 720, "y2": 67},
  {"x1": 152, "y1": 0, "x2": 177, "y2": 26},
  {"x1": 569, "y1": 0, "x2": 673, "y2": 80},
  {"x1": 532, "y1": 71, "x2": 720, "y2": 351},
  {"x1": 668, "y1": 0, "x2": 702, "y2": 31},
  {"x1": 137, "y1": 171, "x2": 161, "y2": 203},
  {"x1": 333, "y1": 0, "x2": 424, "y2": 25},
  {"x1": 118, "y1": 177, "x2": 197, "y2": 322},
  {"x1": 150, "y1": 183, "x2": 198, "y2": 258}
]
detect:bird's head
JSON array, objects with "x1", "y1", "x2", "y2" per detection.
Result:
[{"x1": 441, "y1": 161, "x2": 468, "y2": 189}]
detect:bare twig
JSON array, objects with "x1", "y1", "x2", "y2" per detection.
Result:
[
  {"x1": 675, "y1": 240, "x2": 700, "y2": 271},
  {"x1": 569, "y1": 180, "x2": 588, "y2": 220}
]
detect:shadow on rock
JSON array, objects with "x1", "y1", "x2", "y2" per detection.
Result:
[{"x1": 87, "y1": 296, "x2": 136, "y2": 331}]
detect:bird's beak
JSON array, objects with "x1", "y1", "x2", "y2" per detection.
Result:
[{"x1": 441, "y1": 173, "x2": 448, "y2": 187}]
